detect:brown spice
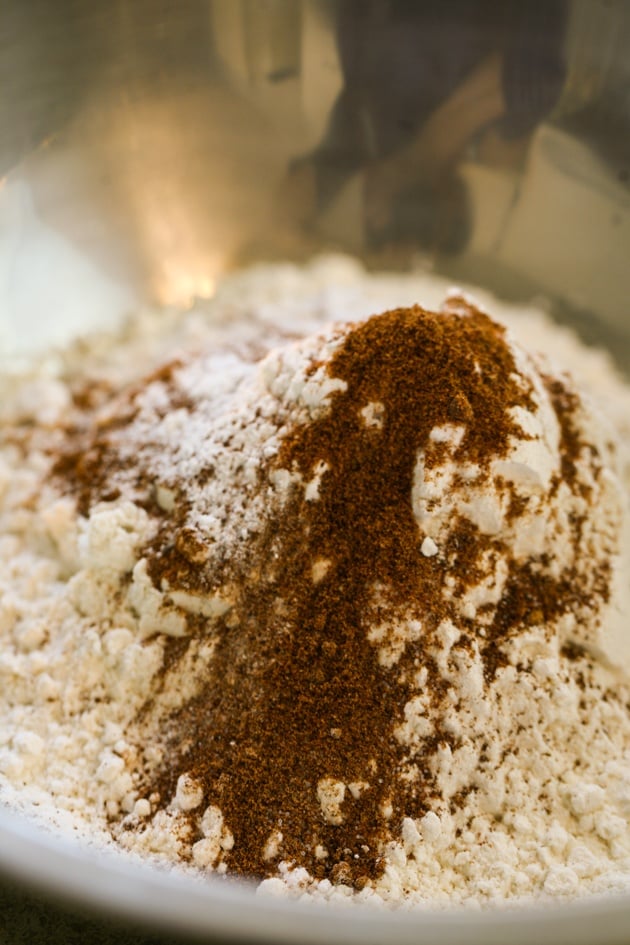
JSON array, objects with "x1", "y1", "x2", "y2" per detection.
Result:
[
  {"x1": 544, "y1": 374, "x2": 593, "y2": 495},
  {"x1": 140, "y1": 302, "x2": 543, "y2": 883},
  {"x1": 51, "y1": 359, "x2": 191, "y2": 517},
  {"x1": 51, "y1": 301, "x2": 612, "y2": 887}
]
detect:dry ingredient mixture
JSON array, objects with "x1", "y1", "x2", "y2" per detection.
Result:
[{"x1": 1, "y1": 257, "x2": 630, "y2": 907}]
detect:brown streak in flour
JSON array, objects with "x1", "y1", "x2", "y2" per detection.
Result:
[
  {"x1": 142, "y1": 303, "x2": 543, "y2": 883},
  {"x1": 50, "y1": 302, "x2": 615, "y2": 887}
]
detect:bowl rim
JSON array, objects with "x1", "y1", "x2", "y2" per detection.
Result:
[{"x1": 1, "y1": 804, "x2": 630, "y2": 945}]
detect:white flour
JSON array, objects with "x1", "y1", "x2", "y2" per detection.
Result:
[{"x1": 0, "y1": 256, "x2": 629, "y2": 907}]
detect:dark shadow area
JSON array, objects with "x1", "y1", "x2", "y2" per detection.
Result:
[
  {"x1": 0, "y1": 875, "x2": 200, "y2": 945},
  {"x1": 283, "y1": 0, "x2": 568, "y2": 254}
]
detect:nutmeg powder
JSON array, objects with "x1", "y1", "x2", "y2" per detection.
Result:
[{"x1": 96, "y1": 301, "x2": 598, "y2": 885}]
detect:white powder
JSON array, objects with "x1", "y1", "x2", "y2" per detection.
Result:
[{"x1": 0, "y1": 256, "x2": 630, "y2": 907}]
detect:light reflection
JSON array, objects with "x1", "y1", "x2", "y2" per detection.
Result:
[
  {"x1": 95, "y1": 82, "x2": 287, "y2": 311},
  {"x1": 154, "y1": 265, "x2": 219, "y2": 308}
]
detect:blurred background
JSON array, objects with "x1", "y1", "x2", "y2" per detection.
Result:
[{"x1": 1, "y1": 0, "x2": 629, "y2": 358}]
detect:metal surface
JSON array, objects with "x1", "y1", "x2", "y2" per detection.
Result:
[
  {"x1": 1, "y1": 1, "x2": 629, "y2": 343},
  {"x1": 1, "y1": 1, "x2": 630, "y2": 941}
]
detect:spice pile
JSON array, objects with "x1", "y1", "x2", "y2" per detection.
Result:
[{"x1": 1, "y1": 259, "x2": 630, "y2": 906}]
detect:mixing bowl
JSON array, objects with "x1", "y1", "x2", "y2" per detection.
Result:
[{"x1": 1, "y1": 1, "x2": 629, "y2": 942}]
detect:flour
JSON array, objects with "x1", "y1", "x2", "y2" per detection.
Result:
[{"x1": 0, "y1": 256, "x2": 630, "y2": 907}]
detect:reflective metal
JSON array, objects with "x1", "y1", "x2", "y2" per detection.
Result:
[{"x1": 1, "y1": 0, "x2": 629, "y2": 354}]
